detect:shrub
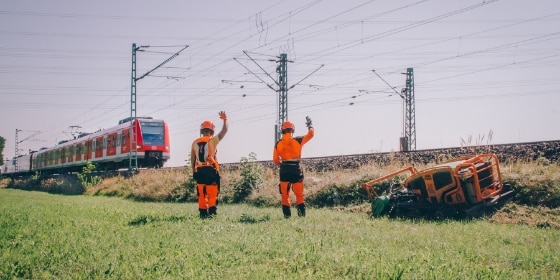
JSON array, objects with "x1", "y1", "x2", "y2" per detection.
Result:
[
  {"x1": 179, "y1": 172, "x2": 197, "y2": 203},
  {"x1": 232, "y1": 153, "x2": 264, "y2": 203},
  {"x1": 308, "y1": 182, "x2": 369, "y2": 207},
  {"x1": 77, "y1": 162, "x2": 102, "y2": 188}
]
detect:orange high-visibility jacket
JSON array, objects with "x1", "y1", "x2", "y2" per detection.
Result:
[
  {"x1": 192, "y1": 135, "x2": 220, "y2": 171},
  {"x1": 273, "y1": 128, "x2": 314, "y2": 165}
]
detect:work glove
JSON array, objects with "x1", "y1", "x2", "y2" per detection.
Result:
[
  {"x1": 219, "y1": 111, "x2": 227, "y2": 120},
  {"x1": 305, "y1": 116, "x2": 313, "y2": 128}
]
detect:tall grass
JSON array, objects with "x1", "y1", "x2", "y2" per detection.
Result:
[
  {"x1": 2, "y1": 158, "x2": 559, "y2": 228},
  {"x1": 1, "y1": 189, "x2": 559, "y2": 279}
]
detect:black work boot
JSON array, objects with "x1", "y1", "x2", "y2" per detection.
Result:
[
  {"x1": 208, "y1": 206, "x2": 217, "y2": 217},
  {"x1": 282, "y1": 205, "x2": 291, "y2": 219},
  {"x1": 199, "y1": 209, "x2": 208, "y2": 219},
  {"x1": 297, "y1": 203, "x2": 306, "y2": 217}
]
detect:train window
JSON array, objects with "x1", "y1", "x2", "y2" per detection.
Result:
[{"x1": 141, "y1": 121, "x2": 164, "y2": 146}]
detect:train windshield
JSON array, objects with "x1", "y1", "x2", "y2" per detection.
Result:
[{"x1": 140, "y1": 121, "x2": 164, "y2": 146}]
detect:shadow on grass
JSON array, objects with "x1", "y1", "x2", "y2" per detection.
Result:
[
  {"x1": 238, "y1": 213, "x2": 270, "y2": 224},
  {"x1": 128, "y1": 214, "x2": 192, "y2": 226}
]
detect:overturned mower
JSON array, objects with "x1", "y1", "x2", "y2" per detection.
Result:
[{"x1": 362, "y1": 153, "x2": 514, "y2": 219}]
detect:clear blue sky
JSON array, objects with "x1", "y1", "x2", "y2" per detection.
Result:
[{"x1": 1, "y1": 0, "x2": 559, "y2": 167}]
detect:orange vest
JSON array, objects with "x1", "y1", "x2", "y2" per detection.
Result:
[{"x1": 192, "y1": 136, "x2": 220, "y2": 171}]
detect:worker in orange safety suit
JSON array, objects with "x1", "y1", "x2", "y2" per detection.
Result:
[
  {"x1": 273, "y1": 116, "x2": 314, "y2": 218},
  {"x1": 191, "y1": 111, "x2": 228, "y2": 219}
]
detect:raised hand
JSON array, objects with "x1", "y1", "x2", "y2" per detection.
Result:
[
  {"x1": 219, "y1": 111, "x2": 227, "y2": 120},
  {"x1": 305, "y1": 116, "x2": 312, "y2": 128}
]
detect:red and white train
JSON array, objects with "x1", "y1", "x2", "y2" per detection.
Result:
[{"x1": 1, "y1": 117, "x2": 170, "y2": 177}]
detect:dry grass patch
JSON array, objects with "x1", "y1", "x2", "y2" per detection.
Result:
[{"x1": 87, "y1": 168, "x2": 192, "y2": 202}]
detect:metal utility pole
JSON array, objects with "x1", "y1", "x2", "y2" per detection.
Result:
[
  {"x1": 372, "y1": 68, "x2": 416, "y2": 152},
  {"x1": 130, "y1": 43, "x2": 140, "y2": 172},
  {"x1": 276, "y1": 53, "x2": 288, "y2": 143},
  {"x1": 14, "y1": 129, "x2": 40, "y2": 172},
  {"x1": 130, "y1": 43, "x2": 188, "y2": 172},
  {"x1": 14, "y1": 129, "x2": 20, "y2": 172},
  {"x1": 402, "y1": 68, "x2": 416, "y2": 152}
]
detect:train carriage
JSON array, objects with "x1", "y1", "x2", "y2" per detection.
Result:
[
  {"x1": 1, "y1": 117, "x2": 170, "y2": 177},
  {"x1": 1, "y1": 154, "x2": 33, "y2": 177}
]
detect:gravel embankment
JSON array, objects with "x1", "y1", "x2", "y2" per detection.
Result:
[{"x1": 223, "y1": 140, "x2": 560, "y2": 171}]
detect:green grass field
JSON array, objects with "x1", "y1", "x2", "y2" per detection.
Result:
[{"x1": 1, "y1": 189, "x2": 559, "y2": 279}]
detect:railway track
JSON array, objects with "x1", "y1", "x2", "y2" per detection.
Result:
[{"x1": 216, "y1": 140, "x2": 560, "y2": 172}]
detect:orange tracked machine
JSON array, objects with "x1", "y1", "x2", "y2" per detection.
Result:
[{"x1": 362, "y1": 154, "x2": 514, "y2": 219}]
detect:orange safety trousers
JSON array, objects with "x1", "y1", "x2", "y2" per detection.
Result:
[
  {"x1": 280, "y1": 181, "x2": 304, "y2": 207},
  {"x1": 197, "y1": 184, "x2": 219, "y2": 210}
]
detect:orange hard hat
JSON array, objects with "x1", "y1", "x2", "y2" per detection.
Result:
[
  {"x1": 281, "y1": 121, "x2": 295, "y2": 130},
  {"x1": 200, "y1": 120, "x2": 215, "y2": 131}
]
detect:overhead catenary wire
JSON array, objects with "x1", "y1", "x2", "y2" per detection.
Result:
[{"x1": 2, "y1": 0, "x2": 559, "y2": 162}]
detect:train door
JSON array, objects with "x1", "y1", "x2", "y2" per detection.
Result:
[
  {"x1": 116, "y1": 131, "x2": 121, "y2": 157},
  {"x1": 95, "y1": 136, "x2": 104, "y2": 159},
  {"x1": 106, "y1": 133, "x2": 117, "y2": 157},
  {"x1": 67, "y1": 144, "x2": 74, "y2": 163},
  {"x1": 75, "y1": 143, "x2": 82, "y2": 162},
  {"x1": 85, "y1": 140, "x2": 92, "y2": 161},
  {"x1": 60, "y1": 147, "x2": 65, "y2": 164},
  {"x1": 120, "y1": 129, "x2": 129, "y2": 154},
  {"x1": 46, "y1": 151, "x2": 51, "y2": 167}
]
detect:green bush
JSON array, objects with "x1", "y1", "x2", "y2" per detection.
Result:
[
  {"x1": 178, "y1": 175, "x2": 197, "y2": 203},
  {"x1": 232, "y1": 153, "x2": 264, "y2": 203},
  {"x1": 77, "y1": 162, "x2": 102, "y2": 188},
  {"x1": 308, "y1": 183, "x2": 369, "y2": 207}
]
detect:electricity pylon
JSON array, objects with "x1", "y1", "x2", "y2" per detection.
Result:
[
  {"x1": 234, "y1": 52, "x2": 323, "y2": 143},
  {"x1": 372, "y1": 68, "x2": 416, "y2": 152}
]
